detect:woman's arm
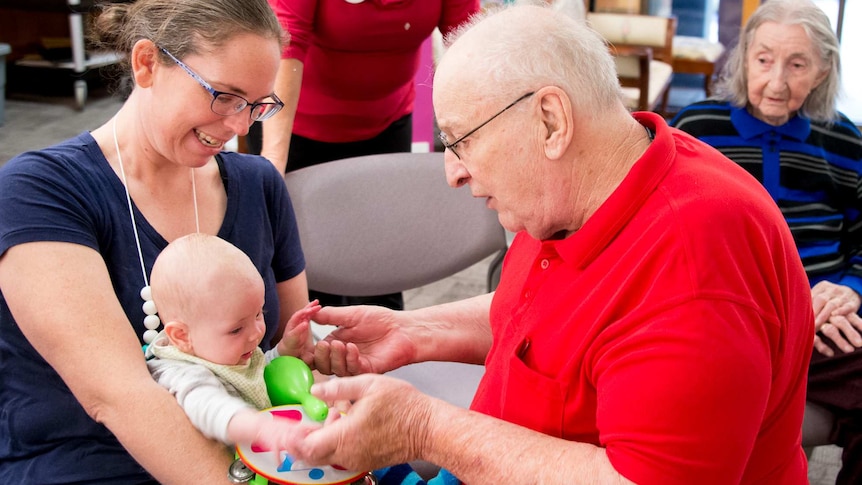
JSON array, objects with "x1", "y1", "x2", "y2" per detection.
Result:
[
  {"x1": 262, "y1": 0, "x2": 315, "y2": 171},
  {"x1": 260, "y1": 58, "x2": 303, "y2": 172},
  {"x1": 0, "y1": 242, "x2": 235, "y2": 484}
]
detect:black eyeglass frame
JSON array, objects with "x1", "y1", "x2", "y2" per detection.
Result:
[
  {"x1": 158, "y1": 46, "x2": 285, "y2": 122},
  {"x1": 439, "y1": 91, "x2": 535, "y2": 159}
]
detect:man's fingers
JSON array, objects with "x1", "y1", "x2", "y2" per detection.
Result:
[
  {"x1": 344, "y1": 343, "x2": 364, "y2": 375},
  {"x1": 310, "y1": 374, "x2": 374, "y2": 404},
  {"x1": 314, "y1": 340, "x2": 334, "y2": 375},
  {"x1": 313, "y1": 306, "x2": 358, "y2": 329},
  {"x1": 325, "y1": 340, "x2": 355, "y2": 377}
]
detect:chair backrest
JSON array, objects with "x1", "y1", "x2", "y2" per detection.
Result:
[
  {"x1": 587, "y1": 12, "x2": 677, "y2": 113},
  {"x1": 284, "y1": 152, "x2": 507, "y2": 297},
  {"x1": 586, "y1": 12, "x2": 676, "y2": 64}
]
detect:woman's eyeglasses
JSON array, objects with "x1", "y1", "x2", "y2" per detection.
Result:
[{"x1": 158, "y1": 46, "x2": 284, "y2": 122}]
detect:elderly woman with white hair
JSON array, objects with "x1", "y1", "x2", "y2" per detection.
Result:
[{"x1": 672, "y1": 1, "x2": 862, "y2": 483}]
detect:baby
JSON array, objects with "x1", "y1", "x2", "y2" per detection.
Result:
[{"x1": 145, "y1": 233, "x2": 319, "y2": 454}]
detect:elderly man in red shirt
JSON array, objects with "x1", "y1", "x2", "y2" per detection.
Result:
[{"x1": 287, "y1": 4, "x2": 814, "y2": 484}]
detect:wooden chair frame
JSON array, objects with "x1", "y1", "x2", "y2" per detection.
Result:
[{"x1": 587, "y1": 12, "x2": 677, "y2": 113}]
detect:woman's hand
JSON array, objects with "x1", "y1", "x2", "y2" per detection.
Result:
[
  {"x1": 811, "y1": 281, "x2": 862, "y2": 356},
  {"x1": 311, "y1": 305, "x2": 418, "y2": 376}
]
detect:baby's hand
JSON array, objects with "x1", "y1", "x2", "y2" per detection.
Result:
[
  {"x1": 254, "y1": 415, "x2": 320, "y2": 460},
  {"x1": 277, "y1": 300, "x2": 322, "y2": 364}
]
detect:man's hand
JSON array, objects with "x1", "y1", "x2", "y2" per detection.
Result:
[
  {"x1": 293, "y1": 374, "x2": 434, "y2": 472},
  {"x1": 311, "y1": 305, "x2": 417, "y2": 376}
]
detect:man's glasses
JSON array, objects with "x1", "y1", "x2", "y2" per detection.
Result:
[
  {"x1": 439, "y1": 92, "x2": 535, "y2": 160},
  {"x1": 158, "y1": 47, "x2": 284, "y2": 122}
]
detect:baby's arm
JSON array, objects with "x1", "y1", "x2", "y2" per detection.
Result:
[
  {"x1": 276, "y1": 299, "x2": 322, "y2": 362},
  {"x1": 227, "y1": 409, "x2": 318, "y2": 456},
  {"x1": 149, "y1": 359, "x2": 252, "y2": 443},
  {"x1": 150, "y1": 359, "x2": 318, "y2": 448}
]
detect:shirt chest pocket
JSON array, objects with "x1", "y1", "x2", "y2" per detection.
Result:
[{"x1": 500, "y1": 345, "x2": 567, "y2": 438}]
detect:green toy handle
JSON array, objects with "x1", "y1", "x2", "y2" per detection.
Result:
[{"x1": 264, "y1": 356, "x2": 329, "y2": 421}]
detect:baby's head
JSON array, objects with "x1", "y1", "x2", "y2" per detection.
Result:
[{"x1": 150, "y1": 234, "x2": 266, "y2": 365}]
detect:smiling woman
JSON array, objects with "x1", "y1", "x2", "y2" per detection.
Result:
[{"x1": 0, "y1": 0, "x2": 314, "y2": 483}]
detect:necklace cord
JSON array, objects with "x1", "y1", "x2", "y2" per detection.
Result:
[
  {"x1": 112, "y1": 118, "x2": 201, "y2": 345},
  {"x1": 112, "y1": 118, "x2": 150, "y2": 289},
  {"x1": 191, "y1": 169, "x2": 200, "y2": 233}
]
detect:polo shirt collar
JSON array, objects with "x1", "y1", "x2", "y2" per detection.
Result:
[
  {"x1": 729, "y1": 105, "x2": 811, "y2": 141},
  {"x1": 546, "y1": 112, "x2": 675, "y2": 269}
]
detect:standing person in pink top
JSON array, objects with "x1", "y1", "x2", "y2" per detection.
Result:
[{"x1": 256, "y1": 0, "x2": 479, "y2": 311}]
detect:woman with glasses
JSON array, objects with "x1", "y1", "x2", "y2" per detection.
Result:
[{"x1": 0, "y1": 0, "x2": 313, "y2": 482}]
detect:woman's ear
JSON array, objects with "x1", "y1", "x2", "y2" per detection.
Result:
[
  {"x1": 130, "y1": 39, "x2": 159, "y2": 89},
  {"x1": 813, "y1": 67, "x2": 829, "y2": 91},
  {"x1": 163, "y1": 321, "x2": 193, "y2": 353}
]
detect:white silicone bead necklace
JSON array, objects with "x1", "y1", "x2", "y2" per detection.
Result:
[{"x1": 112, "y1": 118, "x2": 200, "y2": 346}]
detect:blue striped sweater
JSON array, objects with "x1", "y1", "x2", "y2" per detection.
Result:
[{"x1": 671, "y1": 100, "x2": 862, "y2": 296}]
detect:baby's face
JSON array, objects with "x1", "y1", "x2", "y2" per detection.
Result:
[{"x1": 186, "y1": 281, "x2": 266, "y2": 366}]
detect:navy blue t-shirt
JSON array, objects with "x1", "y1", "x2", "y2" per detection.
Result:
[{"x1": 0, "y1": 132, "x2": 305, "y2": 482}]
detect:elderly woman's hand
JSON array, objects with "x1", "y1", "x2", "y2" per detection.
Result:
[{"x1": 811, "y1": 281, "x2": 862, "y2": 356}]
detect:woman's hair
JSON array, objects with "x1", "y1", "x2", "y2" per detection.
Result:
[
  {"x1": 445, "y1": 3, "x2": 619, "y2": 118},
  {"x1": 713, "y1": 0, "x2": 841, "y2": 122},
  {"x1": 90, "y1": 0, "x2": 283, "y2": 92}
]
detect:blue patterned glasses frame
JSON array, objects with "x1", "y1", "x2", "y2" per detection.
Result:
[
  {"x1": 439, "y1": 91, "x2": 535, "y2": 159},
  {"x1": 158, "y1": 47, "x2": 284, "y2": 122}
]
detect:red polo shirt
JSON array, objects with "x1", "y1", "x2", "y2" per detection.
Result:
[
  {"x1": 473, "y1": 112, "x2": 813, "y2": 484},
  {"x1": 270, "y1": 0, "x2": 478, "y2": 143}
]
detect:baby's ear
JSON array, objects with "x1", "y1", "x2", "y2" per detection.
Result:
[{"x1": 164, "y1": 321, "x2": 193, "y2": 353}]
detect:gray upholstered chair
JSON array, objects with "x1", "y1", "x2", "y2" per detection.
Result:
[
  {"x1": 284, "y1": 151, "x2": 506, "y2": 302},
  {"x1": 284, "y1": 151, "x2": 505, "y2": 408}
]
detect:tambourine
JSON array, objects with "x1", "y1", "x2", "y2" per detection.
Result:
[{"x1": 230, "y1": 405, "x2": 376, "y2": 485}]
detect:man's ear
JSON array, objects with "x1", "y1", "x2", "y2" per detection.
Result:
[
  {"x1": 164, "y1": 321, "x2": 193, "y2": 353},
  {"x1": 538, "y1": 87, "x2": 574, "y2": 160},
  {"x1": 130, "y1": 39, "x2": 159, "y2": 89}
]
